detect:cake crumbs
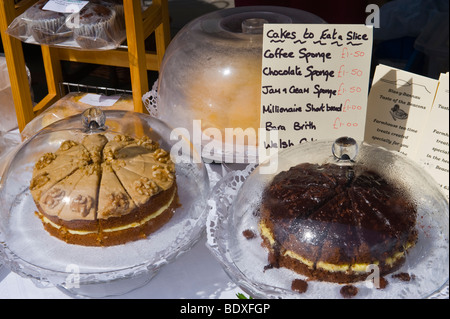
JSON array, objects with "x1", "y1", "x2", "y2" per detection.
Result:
[
  {"x1": 392, "y1": 272, "x2": 415, "y2": 281},
  {"x1": 291, "y1": 279, "x2": 308, "y2": 294},
  {"x1": 377, "y1": 277, "x2": 389, "y2": 289},
  {"x1": 263, "y1": 264, "x2": 274, "y2": 272},
  {"x1": 242, "y1": 229, "x2": 256, "y2": 239},
  {"x1": 340, "y1": 285, "x2": 358, "y2": 298}
]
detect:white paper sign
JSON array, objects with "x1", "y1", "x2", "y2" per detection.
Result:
[
  {"x1": 43, "y1": 0, "x2": 89, "y2": 13},
  {"x1": 259, "y1": 24, "x2": 373, "y2": 160},
  {"x1": 79, "y1": 93, "x2": 121, "y2": 107},
  {"x1": 364, "y1": 64, "x2": 439, "y2": 157},
  {"x1": 416, "y1": 73, "x2": 449, "y2": 198}
]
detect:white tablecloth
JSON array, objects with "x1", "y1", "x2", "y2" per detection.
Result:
[{"x1": 0, "y1": 234, "x2": 240, "y2": 299}]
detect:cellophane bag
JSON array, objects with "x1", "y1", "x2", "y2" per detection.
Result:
[{"x1": 6, "y1": 0, "x2": 126, "y2": 51}]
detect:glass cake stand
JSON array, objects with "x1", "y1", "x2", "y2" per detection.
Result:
[
  {"x1": 0, "y1": 109, "x2": 210, "y2": 298},
  {"x1": 206, "y1": 139, "x2": 449, "y2": 299}
]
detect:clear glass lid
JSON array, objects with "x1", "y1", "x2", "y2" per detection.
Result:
[
  {"x1": 0, "y1": 108, "x2": 210, "y2": 297},
  {"x1": 207, "y1": 138, "x2": 449, "y2": 298},
  {"x1": 156, "y1": 6, "x2": 325, "y2": 163}
]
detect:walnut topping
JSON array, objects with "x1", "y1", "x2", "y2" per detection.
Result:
[
  {"x1": 113, "y1": 134, "x2": 134, "y2": 142},
  {"x1": 70, "y1": 194, "x2": 94, "y2": 217},
  {"x1": 30, "y1": 173, "x2": 50, "y2": 190},
  {"x1": 152, "y1": 169, "x2": 174, "y2": 182},
  {"x1": 104, "y1": 148, "x2": 114, "y2": 162},
  {"x1": 103, "y1": 192, "x2": 130, "y2": 217},
  {"x1": 59, "y1": 140, "x2": 78, "y2": 151},
  {"x1": 32, "y1": 133, "x2": 177, "y2": 236},
  {"x1": 43, "y1": 188, "x2": 65, "y2": 209},
  {"x1": 158, "y1": 163, "x2": 174, "y2": 174},
  {"x1": 166, "y1": 164, "x2": 175, "y2": 173},
  {"x1": 137, "y1": 136, "x2": 159, "y2": 151},
  {"x1": 35, "y1": 153, "x2": 57, "y2": 170},
  {"x1": 151, "y1": 164, "x2": 175, "y2": 182},
  {"x1": 90, "y1": 145, "x2": 103, "y2": 163},
  {"x1": 134, "y1": 177, "x2": 159, "y2": 196},
  {"x1": 81, "y1": 164, "x2": 101, "y2": 176},
  {"x1": 79, "y1": 149, "x2": 92, "y2": 166},
  {"x1": 153, "y1": 148, "x2": 171, "y2": 163}
]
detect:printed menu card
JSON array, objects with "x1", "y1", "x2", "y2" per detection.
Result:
[
  {"x1": 259, "y1": 24, "x2": 373, "y2": 162},
  {"x1": 416, "y1": 73, "x2": 449, "y2": 198},
  {"x1": 365, "y1": 65, "x2": 448, "y2": 198},
  {"x1": 364, "y1": 64, "x2": 439, "y2": 157}
]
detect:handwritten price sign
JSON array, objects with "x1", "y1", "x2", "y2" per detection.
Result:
[{"x1": 259, "y1": 24, "x2": 373, "y2": 156}]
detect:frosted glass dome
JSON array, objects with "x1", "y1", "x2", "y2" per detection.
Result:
[{"x1": 157, "y1": 6, "x2": 325, "y2": 163}]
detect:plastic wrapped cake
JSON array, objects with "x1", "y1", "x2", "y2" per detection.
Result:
[{"x1": 207, "y1": 137, "x2": 449, "y2": 298}]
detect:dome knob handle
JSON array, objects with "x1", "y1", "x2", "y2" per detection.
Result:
[
  {"x1": 82, "y1": 107, "x2": 106, "y2": 132},
  {"x1": 241, "y1": 18, "x2": 267, "y2": 34},
  {"x1": 332, "y1": 137, "x2": 358, "y2": 162}
]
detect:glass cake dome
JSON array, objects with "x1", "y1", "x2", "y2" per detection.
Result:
[
  {"x1": 156, "y1": 6, "x2": 325, "y2": 163},
  {"x1": 206, "y1": 138, "x2": 449, "y2": 299},
  {"x1": 0, "y1": 108, "x2": 210, "y2": 298}
]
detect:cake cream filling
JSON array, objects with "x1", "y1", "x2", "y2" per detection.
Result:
[
  {"x1": 259, "y1": 220, "x2": 413, "y2": 274},
  {"x1": 38, "y1": 189, "x2": 176, "y2": 235}
]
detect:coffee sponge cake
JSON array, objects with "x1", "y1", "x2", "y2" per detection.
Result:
[{"x1": 31, "y1": 134, "x2": 179, "y2": 246}]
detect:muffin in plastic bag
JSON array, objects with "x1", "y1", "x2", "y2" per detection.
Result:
[{"x1": 6, "y1": 0, "x2": 126, "y2": 50}]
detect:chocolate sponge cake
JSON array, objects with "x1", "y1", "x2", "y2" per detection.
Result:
[
  {"x1": 259, "y1": 163, "x2": 417, "y2": 283},
  {"x1": 30, "y1": 134, "x2": 179, "y2": 247}
]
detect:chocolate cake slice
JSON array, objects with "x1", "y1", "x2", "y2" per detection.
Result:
[
  {"x1": 349, "y1": 170, "x2": 417, "y2": 273},
  {"x1": 260, "y1": 163, "x2": 353, "y2": 279},
  {"x1": 311, "y1": 192, "x2": 364, "y2": 282},
  {"x1": 261, "y1": 163, "x2": 351, "y2": 220}
]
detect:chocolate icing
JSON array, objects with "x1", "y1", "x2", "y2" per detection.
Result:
[{"x1": 260, "y1": 163, "x2": 418, "y2": 283}]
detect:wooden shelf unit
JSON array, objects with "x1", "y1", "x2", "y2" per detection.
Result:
[{"x1": 0, "y1": 0, "x2": 171, "y2": 132}]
